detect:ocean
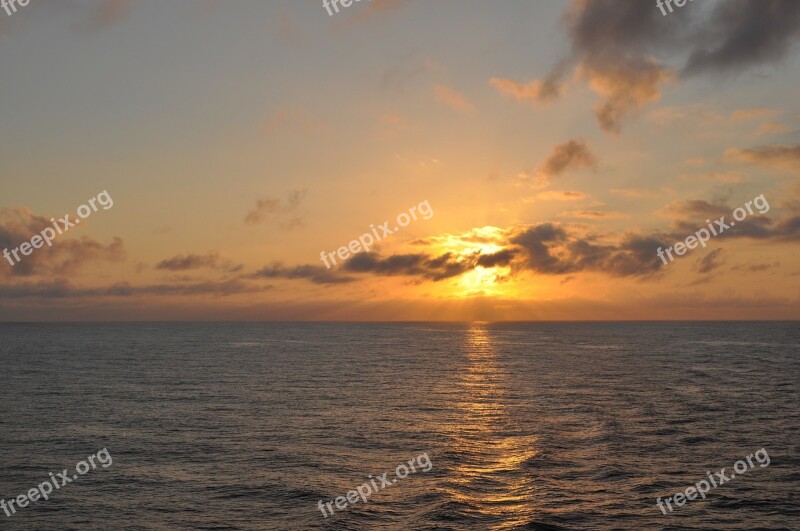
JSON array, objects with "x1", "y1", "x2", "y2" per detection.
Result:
[{"x1": 1, "y1": 322, "x2": 798, "y2": 530}]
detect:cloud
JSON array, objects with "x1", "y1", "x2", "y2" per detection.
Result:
[
  {"x1": 683, "y1": 0, "x2": 800, "y2": 75},
  {"x1": 754, "y1": 122, "x2": 792, "y2": 137},
  {"x1": 489, "y1": 75, "x2": 563, "y2": 104},
  {"x1": 661, "y1": 198, "x2": 800, "y2": 241},
  {"x1": 539, "y1": 139, "x2": 598, "y2": 177},
  {"x1": 561, "y1": 210, "x2": 627, "y2": 219},
  {"x1": 610, "y1": 188, "x2": 659, "y2": 199},
  {"x1": 346, "y1": 223, "x2": 670, "y2": 281},
  {"x1": 156, "y1": 252, "x2": 242, "y2": 273},
  {"x1": 731, "y1": 260, "x2": 780, "y2": 272},
  {"x1": 696, "y1": 248, "x2": 726, "y2": 274},
  {"x1": 0, "y1": 208, "x2": 125, "y2": 277},
  {"x1": 250, "y1": 263, "x2": 355, "y2": 285},
  {"x1": 725, "y1": 143, "x2": 800, "y2": 171},
  {"x1": 344, "y1": 252, "x2": 472, "y2": 281},
  {"x1": 552, "y1": 0, "x2": 678, "y2": 133},
  {"x1": 245, "y1": 190, "x2": 307, "y2": 228},
  {"x1": 0, "y1": 278, "x2": 268, "y2": 299},
  {"x1": 433, "y1": 84, "x2": 474, "y2": 112},
  {"x1": 659, "y1": 199, "x2": 731, "y2": 220},
  {"x1": 475, "y1": 249, "x2": 517, "y2": 268},
  {"x1": 522, "y1": 0, "x2": 800, "y2": 134},
  {"x1": 678, "y1": 171, "x2": 744, "y2": 183},
  {"x1": 536, "y1": 191, "x2": 587, "y2": 201},
  {"x1": 510, "y1": 224, "x2": 668, "y2": 277},
  {"x1": 511, "y1": 171, "x2": 550, "y2": 190},
  {"x1": 578, "y1": 56, "x2": 675, "y2": 134}
]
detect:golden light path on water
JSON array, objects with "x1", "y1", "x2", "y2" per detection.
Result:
[{"x1": 441, "y1": 323, "x2": 539, "y2": 529}]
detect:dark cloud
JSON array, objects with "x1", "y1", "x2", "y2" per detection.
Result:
[
  {"x1": 0, "y1": 208, "x2": 125, "y2": 277},
  {"x1": 514, "y1": 0, "x2": 800, "y2": 133},
  {"x1": 538, "y1": 0, "x2": 678, "y2": 133},
  {"x1": 510, "y1": 224, "x2": 669, "y2": 277},
  {"x1": 731, "y1": 260, "x2": 780, "y2": 273},
  {"x1": 661, "y1": 198, "x2": 800, "y2": 241},
  {"x1": 696, "y1": 248, "x2": 726, "y2": 274},
  {"x1": 0, "y1": 278, "x2": 269, "y2": 299},
  {"x1": 684, "y1": 0, "x2": 800, "y2": 75},
  {"x1": 476, "y1": 249, "x2": 517, "y2": 268},
  {"x1": 250, "y1": 263, "x2": 355, "y2": 285},
  {"x1": 157, "y1": 253, "x2": 219, "y2": 271},
  {"x1": 539, "y1": 139, "x2": 598, "y2": 177},
  {"x1": 661, "y1": 199, "x2": 731, "y2": 222},
  {"x1": 156, "y1": 252, "x2": 243, "y2": 273},
  {"x1": 344, "y1": 252, "x2": 471, "y2": 281}
]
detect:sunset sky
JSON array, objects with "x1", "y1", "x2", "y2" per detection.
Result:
[{"x1": 1, "y1": 0, "x2": 799, "y2": 320}]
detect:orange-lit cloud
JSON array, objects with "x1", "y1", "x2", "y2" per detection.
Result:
[
  {"x1": 489, "y1": 76, "x2": 563, "y2": 104},
  {"x1": 725, "y1": 143, "x2": 800, "y2": 171},
  {"x1": 433, "y1": 84, "x2": 474, "y2": 112}
]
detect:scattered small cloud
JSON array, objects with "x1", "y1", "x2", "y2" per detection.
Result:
[
  {"x1": 560, "y1": 210, "x2": 628, "y2": 219},
  {"x1": 696, "y1": 248, "x2": 725, "y2": 274},
  {"x1": 536, "y1": 191, "x2": 587, "y2": 201},
  {"x1": 245, "y1": 189, "x2": 307, "y2": 229},
  {"x1": 731, "y1": 261, "x2": 780, "y2": 272}
]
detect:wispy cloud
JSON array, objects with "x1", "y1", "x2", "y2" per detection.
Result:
[
  {"x1": 725, "y1": 143, "x2": 800, "y2": 171},
  {"x1": 245, "y1": 190, "x2": 307, "y2": 228},
  {"x1": 433, "y1": 84, "x2": 474, "y2": 112},
  {"x1": 156, "y1": 252, "x2": 242, "y2": 273},
  {"x1": 489, "y1": 75, "x2": 563, "y2": 105}
]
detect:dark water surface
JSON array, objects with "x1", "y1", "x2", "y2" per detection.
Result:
[{"x1": 1, "y1": 322, "x2": 798, "y2": 530}]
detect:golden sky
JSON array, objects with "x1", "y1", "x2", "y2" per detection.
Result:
[{"x1": 1, "y1": 0, "x2": 799, "y2": 320}]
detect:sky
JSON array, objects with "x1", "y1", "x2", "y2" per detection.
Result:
[{"x1": 1, "y1": 0, "x2": 799, "y2": 321}]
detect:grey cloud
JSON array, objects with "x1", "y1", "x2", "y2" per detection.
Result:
[
  {"x1": 0, "y1": 208, "x2": 125, "y2": 278},
  {"x1": 696, "y1": 248, "x2": 726, "y2": 274},
  {"x1": 245, "y1": 190, "x2": 307, "y2": 228},
  {"x1": 0, "y1": 279, "x2": 269, "y2": 299},
  {"x1": 684, "y1": 0, "x2": 800, "y2": 75},
  {"x1": 250, "y1": 263, "x2": 356, "y2": 285},
  {"x1": 344, "y1": 252, "x2": 471, "y2": 281}
]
